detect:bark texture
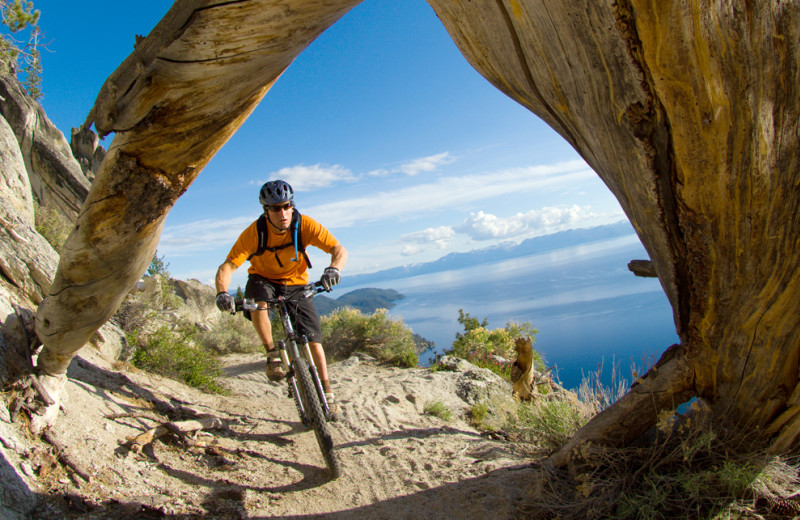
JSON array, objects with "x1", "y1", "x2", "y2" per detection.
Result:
[
  {"x1": 34, "y1": 0, "x2": 362, "y2": 375},
  {"x1": 424, "y1": 0, "x2": 800, "y2": 460},
  {"x1": 34, "y1": 0, "x2": 800, "y2": 458}
]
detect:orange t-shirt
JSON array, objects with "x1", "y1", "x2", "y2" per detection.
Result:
[{"x1": 226, "y1": 212, "x2": 339, "y2": 285}]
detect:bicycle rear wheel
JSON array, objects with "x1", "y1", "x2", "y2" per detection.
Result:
[{"x1": 293, "y1": 358, "x2": 341, "y2": 478}]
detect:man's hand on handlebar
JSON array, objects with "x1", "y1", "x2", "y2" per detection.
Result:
[
  {"x1": 319, "y1": 267, "x2": 340, "y2": 291},
  {"x1": 216, "y1": 291, "x2": 235, "y2": 313}
]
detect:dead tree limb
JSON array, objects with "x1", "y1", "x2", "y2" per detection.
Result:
[{"x1": 124, "y1": 416, "x2": 225, "y2": 453}]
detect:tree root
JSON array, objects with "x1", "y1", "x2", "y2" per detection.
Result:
[
  {"x1": 550, "y1": 344, "x2": 695, "y2": 468},
  {"x1": 41, "y1": 429, "x2": 92, "y2": 482}
]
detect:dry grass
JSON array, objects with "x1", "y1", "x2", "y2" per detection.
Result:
[{"x1": 519, "y1": 404, "x2": 800, "y2": 519}]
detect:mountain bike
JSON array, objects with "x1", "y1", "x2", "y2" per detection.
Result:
[{"x1": 235, "y1": 282, "x2": 341, "y2": 479}]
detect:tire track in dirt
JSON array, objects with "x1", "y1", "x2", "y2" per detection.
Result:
[{"x1": 35, "y1": 349, "x2": 539, "y2": 519}]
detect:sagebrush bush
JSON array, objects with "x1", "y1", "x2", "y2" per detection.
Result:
[
  {"x1": 322, "y1": 307, "x2": 419, "y2": 367},
  {"x1": 196, "y1": 312, "x2": 261, "y2": 354},
  {"x1": 130, "y1": 325, "x2": 228, "y2": 394},
  {"x1": 113, "y1": 274, "x2": 181, "y2": 335},
  {"x1": 522, "y1": 402, "x2": 800, "y2": 520}
]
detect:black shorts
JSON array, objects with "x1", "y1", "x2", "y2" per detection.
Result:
[{"x1": 244, "y1": 275, "x2": 322, "y2": 343}]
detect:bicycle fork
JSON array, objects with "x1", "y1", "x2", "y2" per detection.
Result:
[
  {"x1": 277, "y1": 340, "x2": 309, "y2": 425},
  {"x1": 298, "y1": 335, "x2": 331, "y2": 415}
]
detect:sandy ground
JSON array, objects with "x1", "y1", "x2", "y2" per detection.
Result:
[{"x1": 17, "y1": 348, "x2": 543, "y2": 519}]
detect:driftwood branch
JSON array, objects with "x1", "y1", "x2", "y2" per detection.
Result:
[{"x1": 124, "y1": 416, "x2": 225, "y2": 453}]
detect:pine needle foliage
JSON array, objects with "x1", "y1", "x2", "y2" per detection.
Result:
[{"x1": 1, "y1": 0, "x2": 43, "y2": 98}]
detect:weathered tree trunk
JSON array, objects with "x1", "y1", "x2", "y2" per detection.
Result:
[
  {"x1": 34, "y1": 0, "x2": 800, "y2": 460},
  {"x1": 34, "y1": 0, "x2": 362, "y2": 375},
  {"x1": 424, "y1": 0, "x2": 800, "y2": 460}
]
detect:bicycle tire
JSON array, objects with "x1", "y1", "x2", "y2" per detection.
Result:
[
  {"x1": 288, "y1": 377, "x2": 309, "y2": 427},
  {"x1": 293, "y1": 358, "x2": 342, "y2": 478}
]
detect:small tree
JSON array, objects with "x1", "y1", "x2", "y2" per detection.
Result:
[
  {"x1": 0, "y1": 0, "x2": 42, "y2": 98},
  {"x1": 146, "y1": 252, "x2": 169, "y2": 277},
  {"x1": 446, "y1": 309, "x2": 541, "y2": 379}
]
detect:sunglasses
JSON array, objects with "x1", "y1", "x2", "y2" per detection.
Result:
[{"x1": 265, "y1": 203, "x2": 293, "y2": 213}]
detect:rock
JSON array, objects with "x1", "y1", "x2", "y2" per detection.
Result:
[
  {"x1": 69, "y1": 126, "x2": 98, "y2": 165},
  {"x1": 456, "y1": 368, "x2": 512, "y2": 406},
  {"x1": 171, "y1": 278, "x2": 218, "y2": 328},
  {"x1": 70, "y1": 125, "x2": 106, "y2": 181},
  {"x1": 435, "y1": 355, "x2": 474, "y2": 372},
  {"x1": 0, "y1": 111, "x2": 34, "y2": 223},
  {"x1": 0, "y1": 107, "x2": 60, "y2": 305},
  {"x1": 0, "y1": 75, "x2": 89, "y2": 222}
]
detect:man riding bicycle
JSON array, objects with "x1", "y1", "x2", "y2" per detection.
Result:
[{"x1": 214, "y1": 180, "x2": 348, "y2": 413}]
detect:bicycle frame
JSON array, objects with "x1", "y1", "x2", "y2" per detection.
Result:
[
  {"x1": 240, "y1": 283, "x2": 332, "y2": 421},
  {"x1": 237, "y1": 282, "x2": 341, "y2": 477}
]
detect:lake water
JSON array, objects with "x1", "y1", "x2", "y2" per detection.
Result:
[{"x1": 340, "y1": 234, "x2": 679, "y2": 390}]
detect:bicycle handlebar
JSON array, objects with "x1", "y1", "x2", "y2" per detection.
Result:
[{"x1": 233, "y1": 281, "x2": 331, "y2": 312}]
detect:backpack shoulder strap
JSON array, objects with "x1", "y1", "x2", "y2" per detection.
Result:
[
  {"x1": 293, "y1": 210, "x2": 312, "y2": 268},
  {"x1": 247, "y1": 214, "x2": 269, "y2": 261}
]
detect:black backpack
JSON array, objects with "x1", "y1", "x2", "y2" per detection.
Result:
[{"x1": 247, "y1": 209, "x2": 312, "y2": 268}]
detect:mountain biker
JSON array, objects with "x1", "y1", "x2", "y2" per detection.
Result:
[{"x1": 214, "y1": 179, "x2": 348, "y2": 414}]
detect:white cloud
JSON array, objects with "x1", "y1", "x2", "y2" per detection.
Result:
[
  {"x1": 456, "y1": 205, "x2": 599, "y2": 240},
  {"x1": 306, "y1": 159, "x2": 595, "y2": 228},
  {"x1": 401, "y1": 244, "x2": 423, "y2": 256},
  {"x1": 395, "y1": 152, "x2": 456, "y2": 176},
  {"x1": 158, "y1": 216, "x2": 254, "y2": 256},
  {"x1": 268, "y1": 163, "x2": 356, "y2": 191},
  {"x1": 402, "y1": 226, "x2": 455, "y2": 248}
]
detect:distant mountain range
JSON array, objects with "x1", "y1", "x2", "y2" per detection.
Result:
[
  {"x1": 228, "y1": 221, "x2": 639, "y2": 318},
  {"x1": 314, "y1": 288, "x2": 405, "y2": 316},
  {"x1": 341, "y1": 220, "x2": 636, "y2": 288}
]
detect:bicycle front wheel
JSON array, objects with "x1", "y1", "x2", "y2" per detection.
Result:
[{"x1": 293, "y1": 358, "x2": 341, "y2": 478}]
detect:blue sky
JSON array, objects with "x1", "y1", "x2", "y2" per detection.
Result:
[{"x1": 34, "y1": 0, "x2": 626, "y2": 291}]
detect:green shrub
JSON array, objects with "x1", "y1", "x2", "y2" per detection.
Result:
[
  {"x1": 445, "y1": 309, "x2": 541, "y2": 380},
  {"x1": 423, "y1": 400, "x2": 453, "y2": 422},
  {"x1": 322, "y1": 307, "x2": 419, "y2": 367},
  {"x1": 196, "y1": 311, "x2": 261, "y2": 354},
  {"x1": 33, "y1": 201, "x2": 71, "y2": 253},
  {"x1": 130, "y1": 325, "x2": 228, "y2": 394}
]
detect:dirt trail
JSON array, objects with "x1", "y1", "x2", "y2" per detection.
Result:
[{"x1": 26, "y1": 349, "x2": 541, "y2": 519}]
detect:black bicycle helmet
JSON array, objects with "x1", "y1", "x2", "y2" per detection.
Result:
[{"x1": 259, "y1": 180, "x2": 294, "y2": 206}]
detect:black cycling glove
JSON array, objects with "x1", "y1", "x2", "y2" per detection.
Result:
[
  {"x1": 216, "y1": 291, "x2": 235, "y2": 313},
  {"x1": 320, "y1": 267, "x2": 341, "y2": 291}
]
